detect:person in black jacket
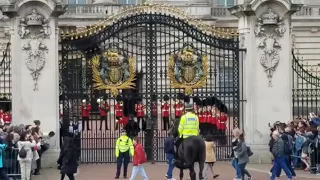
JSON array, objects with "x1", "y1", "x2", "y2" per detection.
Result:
[
  {"x1": 57, "y1": 137, "x2": 79, "y2": 180},
  {"x1": 164, "y1": 131, "x2": 175, "y2": 180},
  {"x1": 124, "y1": 114, "x2": 140, "y2": 139}
]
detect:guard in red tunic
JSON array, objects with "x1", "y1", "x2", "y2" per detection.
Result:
[
  {"x1": 80, "y1": 99, "x2": 91, "y2": 131},
  {"x1": 98, "y1": 97, "x2": 110, "y2": 130},
  {"x1": 115, "y1": 96, "x2": 124, "y2": 130},
  {"x1": 173, "y1": 99, "x2": 184, "y2": 120},
  {"x1": 161, "y1": 95, "x2": 170, "y2": 130},
  {"x1": 3, "y1": 111, "x2": 11, "y2": 125},
  {"x1": 198, "y1": 100, "x2": 205, "y2": 134},
  {"x1": 135, "y1": 99, "x2": 145, "y2": 130},
  {"x1": 216, "y1": 102, "x2": 228, "y2": 145}
]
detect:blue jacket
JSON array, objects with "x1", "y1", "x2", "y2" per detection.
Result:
[
  {"x1": 164, "y1": 136, "x2": 175, "y2": 154},
  {"x1": 0, "y1": 144, "x2": 7, "y2": 168}
]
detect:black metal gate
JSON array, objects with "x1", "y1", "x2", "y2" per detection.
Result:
[
  {"x1": 60, "y1": 8, "x2": 245, "y2": 163},
  {"x1": 0, "y1": 42, "x2": 12, "y2": 111},
  {"x1": 292, "y1": 49, "x2": 320, "y2": 118}
]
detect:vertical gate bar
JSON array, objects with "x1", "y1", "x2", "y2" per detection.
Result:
[
  {"x1": 233, "y1": 38, "x2": 240, "y2": 129},
  {"x1": 144, "y1": 17, "x2": 157, "y2": 162}
]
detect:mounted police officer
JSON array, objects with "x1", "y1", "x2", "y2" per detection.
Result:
[
  {"x1": 175, "y1": 103, "x2": 200, "y2": 159},
  {"x1": 115, "y1": 129, "x2": 134, "y2": 179}
]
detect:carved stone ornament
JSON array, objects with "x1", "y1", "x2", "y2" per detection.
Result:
[
  {"x1": 20, "y1": 8, "x2": 51, "y2": 91},
  {"x1": 18, "y1": 8, "x2": 52, "y2": 39},
  {"x1": 23, "y1": 39, "x2": 48, "y2": 91},
  {"x1": 254, "y1": 8, "x2": 286, "y2": 87}
]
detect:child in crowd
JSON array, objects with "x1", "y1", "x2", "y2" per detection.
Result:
[{"x1": 129, "y1": 137, "x2": 148, "y2": 180}]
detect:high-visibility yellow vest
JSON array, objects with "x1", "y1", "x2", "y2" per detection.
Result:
[
  {"x1": 178, "y1": 112, "x2": 199, "y2": 138},
  {"x1": 115, "y1": 135, "x2": 134, "y2": 157}
]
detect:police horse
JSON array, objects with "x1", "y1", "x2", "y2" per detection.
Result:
[{"x1": 170, "y1": 118, "x2": 205, "y2": 180}]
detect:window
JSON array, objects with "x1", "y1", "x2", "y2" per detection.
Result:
[
  {"x1": 68, "y1": 0, "x2": 87, "y2": 4},
  {"x1": 119, "y1": 0, "x2": 137, "y2": 5},
  {"x1": 217, "y1": 0, "x2": 234, "y2": 7},
  {"x1": 218, "y1": 67, "x2": 234, "y2": 93}
]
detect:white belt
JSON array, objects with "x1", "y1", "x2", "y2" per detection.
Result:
[
  {"x1": 218, "y1": 121, "x2": 226, "y2": 124},
  {"x1": 163, "y1": 110, "x2": 169, "y2": 111}
]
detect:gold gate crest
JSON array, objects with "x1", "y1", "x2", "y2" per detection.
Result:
[
  {"x1": 91, "y1": 46, "x2": 136, "y2": 97},
  {"x1": 168, "y1": 44, "x2": 208, "y2": 95}
]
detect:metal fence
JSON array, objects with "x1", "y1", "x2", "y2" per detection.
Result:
[{"x1": 3, "y1": 149, "x2": 21, "y2": 179}]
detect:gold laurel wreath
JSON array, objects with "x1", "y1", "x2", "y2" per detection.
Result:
[
  {"x1": 168, "y1": 55, "x2": 208, "y2": 95},
  {"x1": 91, "y1": 55, "x2": 136, "y2": 97}
]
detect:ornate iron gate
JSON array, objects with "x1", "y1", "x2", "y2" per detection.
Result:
[
  {"x1": 0, "y1": 42, "x2": 12, "y2": 111},
  {"x1": 292, "y1": 49, "x2": 320, "y2": 118},
  {"x1": 60, "y1": 6, "x2": 245, "y2": 163}
]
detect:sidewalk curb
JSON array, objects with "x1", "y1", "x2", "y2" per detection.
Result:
[{"x1": 246, "y1": 167, "x2": 319, "y2": 179}]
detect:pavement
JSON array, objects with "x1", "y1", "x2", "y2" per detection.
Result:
[{"x1": 32, "y1": 162, "x2": 320, "y2": 180}]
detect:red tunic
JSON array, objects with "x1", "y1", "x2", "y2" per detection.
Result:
[
  {"x1": 211, "y1": 116, "x2": 217, "y2": 125},
  {"x1": 173, "y1": 103, "x2": 184, "y2": 117},
  {"x1": 99, "y1": 102, "x2": 110, "y2": 116},
  {"x1": 3, "y1": 112, "x2": 11, "y2": 124},
  {"x1": 161, "y1": 103, "x2": 170, "y2": 117},
  {"x1": 115, "y1": 103, "x2": 123, "y2": 117},
  {"x1": 206, "y1": 111, "x2": 212, "y2": 124},
  {"x1": 118, "y1": 116, "x2": 129, "y2": 127},
  {"x1": 199, "y1": 111, "x2": 204, "y2": 123},
  {"x1": 0, "y1": 111, "x2": 3, "y2": 119},
  {"x1": 135, "y1": 104, "x2": 145, "y2": 117},
  {"x1": 217, "y1": 115, "x2": 228, "y2": 130},
  {"x1": 152, "y1": 102, "x2": 157, "y2": 117},
  {"x1": 81, "y1": 104, "x2": 91, "y2": 117}
]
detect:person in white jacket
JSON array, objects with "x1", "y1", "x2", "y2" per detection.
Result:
[{"x1": 17, "y1": 132, "x2": 36, "y2": 180}]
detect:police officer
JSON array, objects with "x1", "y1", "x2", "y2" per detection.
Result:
[
  {"x1": 115, "y1": 129, "x2": 134, "y2": 179},
  {"x1": 175, "y1": 103, "x2": 199, "y2": 158}
]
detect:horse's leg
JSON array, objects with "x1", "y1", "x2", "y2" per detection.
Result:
[
  {"x1": 189, "y1": 164, "x2": 196, "y2": 180},
  {"x1": 179, "y1": 168, "x2": 183, "y2": 180},
  {"x1": 198, "y1": 161, "x2": 205, "y2": 180}
]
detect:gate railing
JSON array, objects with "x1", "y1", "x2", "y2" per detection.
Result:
[
  {"x1": 292, "y1": 49, "x2": 320, "y2": 118},
  {"x1": 0, "y1": 42, "x2": 11, "y2": 100}
]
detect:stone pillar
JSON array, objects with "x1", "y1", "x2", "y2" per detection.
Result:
[
  {"x1": 1, "y1": 1, "x2": 65, "y2": 167},
  {"x1": 229, "y1": 0, "x2": 303, "y2": 163}
]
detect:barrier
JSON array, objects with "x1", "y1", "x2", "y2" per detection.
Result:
[{"x1": 4, "y1": 149, "x2": 21, "y2": 179}]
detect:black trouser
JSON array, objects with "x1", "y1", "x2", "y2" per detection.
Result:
[
  {"x1": 116, "y1": 151, "x2": 130, "y2": 177},
  {"x1": 74, "y1": 134, "x2": 81, "y2": 160},
  {"x1": 137, "y1": 117, "x2": 145, "y2": 130},
  {"x1": 175, "y1": 116, "x2": 181, "y2": 120},
  {"x1": 162, "y1": 117, "x2": 169, "y2": 130},
  {"x1": 82, "y1": 116, "x2": 90, "y2": 130},
  {"x1": 61, "y1": 173, "x2": 75, "y2": 180},
  {"x1": 100, "y1": 115, "x2": 108, "y2": 130},
  {"x1": 35, "y1": 150, "x2": 42, "y2": 173}
]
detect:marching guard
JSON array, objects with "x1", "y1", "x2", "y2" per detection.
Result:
[
  {"x1": 216, "y1": 103, "x2": 228, "y2": 145},
  {"x1": 3, "y1": 111, "x2": 11, "y2": 125},
  {"x1": 161, "y1": 95, "x2": 170, "y2": 130},
  {"x1": 173, "y1": 94, "x2": 184, "y2": 120},
  {"x1": 80, "y1": 99, "x2": 91, "y2": 131},
  {"x1": 97, "y1": 97, "x2": 110, "y2": 130},
  {"x1": 115, "y1": 95, "x2": 124, "y2": 130},
  {"x1": 135, "y1": 98, "x2": 146, "y2": 130}
]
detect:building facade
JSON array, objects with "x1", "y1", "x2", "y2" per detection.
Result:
[{"x1": 0, "y1": 0, "x2": 317, "y2": 165}]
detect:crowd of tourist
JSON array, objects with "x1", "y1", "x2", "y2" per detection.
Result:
[
  {"x1": 265, "y1": 113, "x2": 320, "y2": 180},
  {"x1": 0, "y1": 120, "x2": 55, "y2": 180}
]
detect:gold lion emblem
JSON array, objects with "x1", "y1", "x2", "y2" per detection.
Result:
[
  {"x1": 168, "y1": 44, "x2": 208, "y2": 95},
  {"x1": 91, "y1": 47, "x2": 136, "y2": 97}
]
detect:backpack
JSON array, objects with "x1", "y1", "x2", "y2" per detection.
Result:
[
  {"x1": 18, "y1": 145, "x2": 28, "y2": 159},
  {"x1": 284, "y1": 139, "x2": 293, "y2": 155},
  {"x1": 247, "y1": 146, "x2": 253, "y2": 157}
]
